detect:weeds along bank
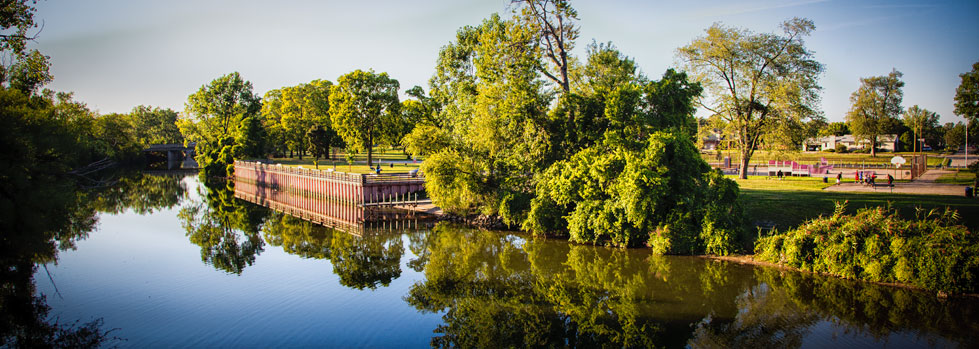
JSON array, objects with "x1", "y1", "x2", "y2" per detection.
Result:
[{"x1": 755, "y1": 202, "x2": 979, "y2": 295}]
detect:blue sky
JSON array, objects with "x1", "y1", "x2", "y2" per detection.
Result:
[{"x1": 32, "y1": 0, "x2": 979, "y2": 124}]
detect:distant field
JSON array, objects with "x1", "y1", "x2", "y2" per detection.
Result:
[{"x1": 704, "y1": 150, "x2": 945, "y2": 166}]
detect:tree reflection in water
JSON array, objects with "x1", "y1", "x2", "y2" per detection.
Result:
[
  {"x1": 1, "y1": 170, "x2": 188, "y2": 347},
  {"x1": 178, "y1": 180, "x2": 267, "y2": 275},
  {"x1": 261, "y1": 213, "x2": 405, "y2": 290},
  {"x1": 405, "y1": 223, "x2": 979, "y2": 348}
]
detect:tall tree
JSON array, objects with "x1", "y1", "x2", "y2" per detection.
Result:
[
  {"x1": 955, "y1": 61, "x2": 979, "y2": 156},
  {"x1": 329, "y1": 69, "x2": 401, "y2": 167},
  {"x1": 178, "y1": 72, "x2": 262, "y2": 178},
  {"x1": 678, "y1": 18, "x2": 824, "y2": 178},
  {"x1": 902, "y1": 105, "x2": 940, "y2": 153},
  {"x1": 846, "y1": 69, "x2": 904, "y2": 157},
  {"x1": 512, "y1": 0, "x2": 579, "y2": 93}
]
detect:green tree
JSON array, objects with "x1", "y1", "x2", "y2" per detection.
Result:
[
  {"x1": 818, "y1": 121, "x2": 850, "y2": 137},
  {"x1": 0, "y1": 0, "x2": 51, "y2": 95},
  {"x1": 512, "y1": 0, "x2": 579, "y2": 93},
  {"x1": 178, "y1": 72, "x2": 262, "y2": 178},
  {"x1": 419, "y1": 14, "x2": 552, "y2": 218},
  {"x1": 306, "y1": 124, "x2": 340, "y2": 168},
  {"x1": 129, "y1": 105, "x2": 182, "y2": 146},
  {"x1": 678, "y1": 18, "x2": 824, "y2": 178},
  {"x1": 275, "y1": 80, "x2": 332, "y2": 159},
  {"x1": 329, "y1": 69, "x2": 401, "y2": 167},
  {"x1": 943, "y1": 122, "x2": 966, "y2": 151},
  {"x1": 846, "y1": 69, "x2": 904, "y2": 157},
  {"x1": 902, "y1": 105, "x2": 940, "y2": 152},
  {"x1": 954, "y1": 61, "x2": 979, "y2": 125}
]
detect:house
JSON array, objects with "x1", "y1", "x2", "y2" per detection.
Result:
[
  {"x1": 702, "y1": 133, "x2": 722, "y2": 150},
  {"x1": 803, "y1": 134, "x2": 899, "y2": 152}
]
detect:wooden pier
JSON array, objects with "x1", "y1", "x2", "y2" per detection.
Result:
[{"x1": 233, "y1": 161, "x2": 427, "y2": 207}]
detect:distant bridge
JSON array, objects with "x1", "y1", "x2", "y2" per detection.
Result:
[{"x1": 144, "y1": 142, "x2": 197, "y2": 169}]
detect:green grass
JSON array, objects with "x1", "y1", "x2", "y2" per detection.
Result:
[
  {"x1": 935, "y1": 170, "x2": 977, "y2": 185},
  {"x1": 735, "y1": 176, "x2": 979, "y2": 233},
  {"x1": 272, "y1": 157, "x2": 422, "y2": 174},
  {"x1": 270, "y1": 147, "x2": 425, "y2": 174}
]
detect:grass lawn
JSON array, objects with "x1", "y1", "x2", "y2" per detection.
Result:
[
  {"x1": 735, "y1": 176, "x2": 979, "y2": 234},
  {"x1": 935, "y1": 170, "x2": 977, "y2": 185},
  {"x1": 269, "y1": 147, "x2": 423, "y2": 174},
  {"x1": 704, "y1": 150, "x2": 946, "y2": 166}
]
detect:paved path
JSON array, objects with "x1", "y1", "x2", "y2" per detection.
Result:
[
  {"x1": 823, "y1": 169, "x2": 968, "y2": 196},
  {"x1": 947, "y1": 153, "x2": 978, "y2": 168}
]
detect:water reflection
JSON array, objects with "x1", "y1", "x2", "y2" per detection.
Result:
[
  {"x1": 178, "y1": 180, "x2": 268, "y2": 275},
  {"x1": 260, "y1": 213, "x2": 408, "y2": 289},
  {"x1": 405, "y1": 224, "x2": 979, "y2": 347},
  {"x1": 1, "y1": 169, "x2": 187, "y2": 347},
  {"x1": 17, "y1": 172, "x2": 979, "y2": 347}
]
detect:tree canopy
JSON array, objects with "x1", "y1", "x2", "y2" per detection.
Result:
[
  {"x1": 954, "y1": 61, "x2": 979, "y2": 123},
  {"x1": 178, "y1": 72, "x2": 263, "y2": 178},
  {"x1": 329, "y1": 69, "x2": 401, "y2": 167},
  {"x1": 678, "y1": 18, "x2": 824, "y2": 178},
  {"x1": 846, "y1": 69, "x2": 904, "y2": 157}
]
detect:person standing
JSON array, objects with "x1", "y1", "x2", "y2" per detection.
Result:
[{"x1": 836, "y1": 172, "x2": 842, "y2": 185}]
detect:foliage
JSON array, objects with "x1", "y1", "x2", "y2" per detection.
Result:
[
  {"x1": 418, "y1": 14, "x2": 552, "y2": 217},
  {"x1": 678, "y1": 18, "x2": 824, "y2": 179},
  {"x1": 177, "y1": 180, "x2": 268, "y2": 274},
  {"x1": 819, "y1": 121, "x2": 850, "y2": 137},
  {"x1": 329, "y1": 69, "x2": 401, "y2": 167},
  {"x1": 846, "y1": 69, "x2": 904, "y2": 157},
  {"x1": 755, "y1": 202, "x2": 979, "y2": 294},
  {"x1": 902, "y1": 105, "x2": 941, "y2": 152},
  {"x1": 954, "y1": 60, "x2": 979, "y2": 123},
  {"x1": 512, "y1": 0, "x2": 579, "y2": 93},
  {"x1": 943, "y1": 121, "x2": 966, "y2": 151},
  {"x1": 525, "y1": 132, "x2": 743, "y2": 253},
  {"x1": 261, "y1": 213, "x2": 405, "y2": 289},
  {"x1": 261, "y1": 80, "x2": 336, "y2": 159},
  {"x1": 178, "y1": 72, "x2": 262, "y2": 178},
  {"x1": 129, "y1": 105, "x2": 182, "y2": 145}
]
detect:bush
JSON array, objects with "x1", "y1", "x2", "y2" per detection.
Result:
[
  {"x1": 834, "y1": 143, "x2": 848, "y2": 153},
  {"x1": 755, "y1": 202, "x2": 979, "y2": 294},
  {"x1": 524, "y1": 132, "x2": 744, "y2": 254}
]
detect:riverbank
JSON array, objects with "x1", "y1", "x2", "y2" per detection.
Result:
[{"x1": 705, "y1": 254, "x2": 979, "y2": 298}]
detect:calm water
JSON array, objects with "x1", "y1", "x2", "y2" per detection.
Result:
[{"x1": 22, "y1": 174, "x2": 979, "y2": 347}]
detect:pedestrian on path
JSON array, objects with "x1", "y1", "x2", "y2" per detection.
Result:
[{"x1": 836, "y1": 172, "x2": 842, "y2": 185}]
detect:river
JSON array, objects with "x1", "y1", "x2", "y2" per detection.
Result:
[{"x1": 15, "y1": 173, "x2": 979, "y2": 347}]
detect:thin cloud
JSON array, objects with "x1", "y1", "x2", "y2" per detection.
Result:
[{"x1": 691, "y1": 0, "x2": 831, "y2": 18}]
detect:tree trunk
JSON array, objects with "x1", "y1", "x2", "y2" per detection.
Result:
[
  {"x1": 870, "y1": 136, "x2": 877, "y2": 157},
  {"x1": 739, "y1": 149, "x2": 751, "y2": 180},
  {"x1": 367, "y1": 146, "x2": 373, "y2": 168}
]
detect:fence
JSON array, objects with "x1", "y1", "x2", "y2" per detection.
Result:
[{"x1": 233, "y1": 161, "x2": 426, "y2": 206}]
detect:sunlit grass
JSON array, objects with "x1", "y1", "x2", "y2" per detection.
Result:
[
  {"x1": 734, "y1": 175, "x2": 979, "y2": 233},
  {"x1": 935, "y1": 170, "x2": 976, "y2": 185}
]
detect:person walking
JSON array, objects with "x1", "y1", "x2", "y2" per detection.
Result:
[{"x1": 836, "y1": 172, "x2": 842, "y2": 185}]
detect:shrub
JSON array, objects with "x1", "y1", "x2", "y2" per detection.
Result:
[
  {"x1": 834, "y1": 143, "x2": 848, "y2": 153},
  {"x1": 755, "y1": 202, "x2": 979, "y2": 294}
]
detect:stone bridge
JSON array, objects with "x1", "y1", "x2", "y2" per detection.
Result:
[{"x1": 144, "y1": 142, "x2": 197, "y2": 169}]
